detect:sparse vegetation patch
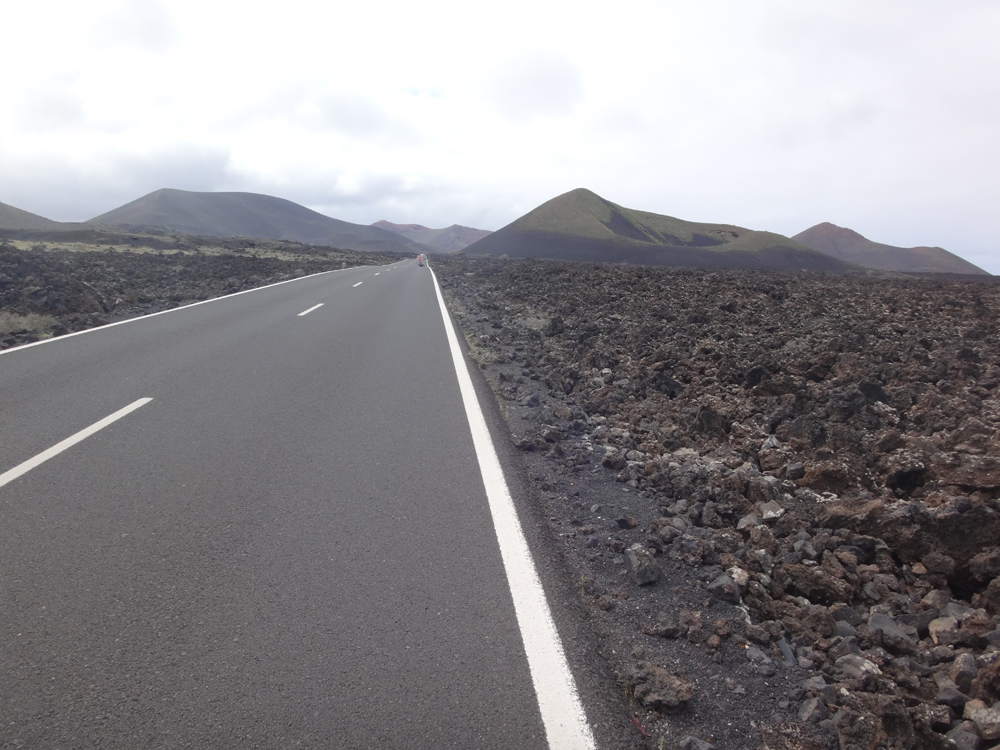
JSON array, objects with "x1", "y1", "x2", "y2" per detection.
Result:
[{"x1": 0, "y1": 311, "x2": 56, "y2": 336}]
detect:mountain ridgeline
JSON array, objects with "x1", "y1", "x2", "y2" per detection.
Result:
[
  {"x1": 372, "y1": 220, "x2": 492, "y2": 252},
  {"x1": 0, "y1": 187, "x2": 988, "y2": 274},
  {"x1": 461, "y1": 188, "x2": 857, "y2": 271},
  {"x1": 86, "y1": 189, "x2": 425, "y2": 254},
  {"x1": 0, "y1": 201, "x2": 90, "y2": 232},
  {"x1": 793, "y1": 222, "x2": 988, "y2": 275}
]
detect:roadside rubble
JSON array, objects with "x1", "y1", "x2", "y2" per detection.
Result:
[
  {"x1": 0, "y1": 240, "x2": 391, "y2": 348},
  {"x1": 434, "y1": 255, "x2": 1000, "y2": 749}
]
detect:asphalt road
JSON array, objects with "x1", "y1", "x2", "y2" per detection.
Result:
[{"x1": 0, "y1": 260, "x2": 600, "y2": 748}]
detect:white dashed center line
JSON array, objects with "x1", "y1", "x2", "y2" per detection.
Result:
[
  {"x1": 0, "y1": 398, "x2": 154, "y2": 490},
  {"x1": 353, "y1": 282, "x2": 363, "y2": 288},
  {"x1": 297, "y1": 303, "x2": 324, "y2": 317}
]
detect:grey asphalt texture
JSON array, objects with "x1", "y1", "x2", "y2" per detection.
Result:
[{"x1": 0, "y1": 261, "x2": 574, "y2": 748}]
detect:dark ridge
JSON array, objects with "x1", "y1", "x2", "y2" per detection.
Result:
[
  {"x1": 466, "y1": 230, "x2": 858, "y2": 272},
  {"x1": 690, "y1": 233, "x2": 725, "y2": 247},
  {"x1": 86, "y1": 189, "x2": 425, "y2": 255},
  {"x1": 793, "y1": 221, "x2": 988, "y2": 274},
  {"x1": 645, "y1": 229, "x2": 685, "y2": 245},
  {"x1": 600, "y1": 207, "x2": 651, "y2": 243}
]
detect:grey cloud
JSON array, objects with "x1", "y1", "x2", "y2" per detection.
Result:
[
  {"x1": 108, "y1": 145, "x2": 233, "y2": 195},
  {"x1": 488, "y1": 49, "x2": 584, "y2": 121},
  {"x1": 252, "y1": 172, "x2": 498, "y2": 230},
  {"x1": 231, "y1": 84, "x2": 422, "y2": 145},
  {"x1": 16, "y1": 75, "x2": 133, "y2": 135},
  {"x1": 1, "y1": 145, "x2": 231, "y2": 221},
  {"x1": 315, "y1": 182, "x2": 544, "y2": 234},
  {"x1": 268, "y1": 172, "x2": 419, "y2": 215},
  {"x1": 302, "y1": 91, "x2": 423, "y2": 146}
]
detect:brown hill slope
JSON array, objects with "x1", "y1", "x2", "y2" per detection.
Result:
[
  {"x1": 89, "y1": 189, "x2": 423, "y2": 254},
  {"x1": 793, "y1": 222, "x2": 987, "y2": 275},
  {"x1": 462, "y1": 188, "x2": 857, "y2": 271}
]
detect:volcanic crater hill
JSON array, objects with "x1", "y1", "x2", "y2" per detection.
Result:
[
  {"x1": 0, "y1": 200, "x2": 91, "y2": 232},
  {"x1": 87, "y1": 189, "x2": 425, "y2": 255},
  {"x1": 794, "y1": 222, "x2": 989, "y2": 275},
  {"x1": 462, "y1": 188, "x2": 858, "y2": 272},
  {"x1": 372, "y1": 220, "x2": 491, "y2": 252},
  {"x1": 434, "y1": 254, "x2": 1000, "y2": 749}
]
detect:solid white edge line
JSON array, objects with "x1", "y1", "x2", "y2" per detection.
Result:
[
  {"x1": 0, "y1": 264, "x2": 384, "y2": 358},
  {"x1": 428, "y1": 268, "x2": 596, "y2": 750},
  {"x1": 297, "y1": 303, "x2": 324, "y2": 317},
  {"x1": 0, "y1": 398, "x2": 154, "y2": 489}
]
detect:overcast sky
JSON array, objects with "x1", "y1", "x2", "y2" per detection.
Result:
[{"x1": 2, "y1": 0, "x2": 998, "y2": 271}]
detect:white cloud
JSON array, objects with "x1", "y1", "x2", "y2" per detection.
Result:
[
  {"x1": 18, "y1": 80, "x2": 86, "y2": 132},
  {"x1": 96, "y1": 0, "x2": 180, "y2": 51},
  {"x1": 0, "y1": 143, "x2": 231, "y2": 221},
  {"x1": 487, "y1": 49, "x2": 584, "y2": 121}
]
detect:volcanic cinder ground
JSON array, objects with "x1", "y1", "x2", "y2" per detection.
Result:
[
  {"x1": 432, "y1": 255, "x2": 1000, "y2": 750},
  {"x1": 5, "y1": 242, "x2": 1000, "y2": 749}
]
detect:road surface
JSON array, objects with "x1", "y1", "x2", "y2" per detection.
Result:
[{"x1": 0, "y1": 260, "x2": 607, "y2": 748}]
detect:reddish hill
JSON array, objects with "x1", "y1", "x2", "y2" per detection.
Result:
[
  {"x1": 373, "y1": 220, "x2": 429, "y2": 233},
  {"x1": 372, "y1": 220, "x2": 492, "y2": 252}
]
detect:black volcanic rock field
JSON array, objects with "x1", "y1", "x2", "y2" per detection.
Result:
[
  {"x1": 432, "y1": 255, "x2": 1000, "y2": 749},
  {"x1": 0, "y1": 238, "x2": 395, "y2": 347}
]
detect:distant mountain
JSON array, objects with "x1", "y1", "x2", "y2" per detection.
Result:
[
  {"x1": 373, "y1": 220, "x2": 492, "y2": 252},
  {"x1": 88, "y1": 189, "x2": 424, "y2": 254},
  {"x1": 462, "y1": 188, "x2": 857, "y2": 271},
  {"x1": 374, "y1": 220, "x2": 427, "y2": 233},
  {"x1": 793, "y1": 222, "x2": 987, "y2": 275},
  {"x1": 0, "y1": 201, "x2": 72, "y2": 231}
]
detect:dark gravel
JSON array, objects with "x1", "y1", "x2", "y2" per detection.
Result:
[{"x1": 433, "y1": 254, "x2": 1000, "y2": 750}]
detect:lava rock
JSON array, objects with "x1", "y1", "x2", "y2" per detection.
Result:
[
  {"x1": 798, "y1": 697, "x2": 828, "y2": 724},
  {"x1": 707, "y1": 572, "x2": 741, "y2": 603},
  {"x1": 628, "y1": 662, "x2": 694, "y2": 711},
  {"x1": 624, "y1": 544, "x2": 661, "y2": 586},
  {"x1": 965, "y1": 699, "x2": 1000, "y2": 741}
]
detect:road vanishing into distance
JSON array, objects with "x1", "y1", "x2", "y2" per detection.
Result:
[{"x1": 0, "y1": 260, "x2": 617, "y2": 749}]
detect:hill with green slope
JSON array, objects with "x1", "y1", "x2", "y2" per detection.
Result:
[
  {"x1": 793, "y1": 222, "x2": 988, "y2": 275},
  {"x1": 89, "y1": 189, "x2": 423, "y2": 254},
  {"x1": 463, "y1": 188, "x2": 857, "y2": 271}
]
